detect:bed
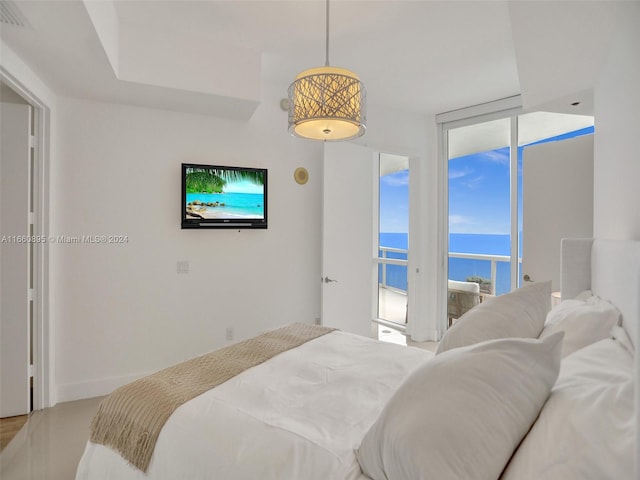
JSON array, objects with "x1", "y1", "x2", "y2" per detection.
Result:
[{"x1": 76, "y1": 238, "x2": 638, "y2": 480}]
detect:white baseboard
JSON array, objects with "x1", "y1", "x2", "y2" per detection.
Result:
[{"x1": 56, "y1": 371, "x2": 151, "y2": 403}]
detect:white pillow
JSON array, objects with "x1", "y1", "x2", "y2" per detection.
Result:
[
  {"x1": 356, "y1": 333, "x2": 563, "y2": 480},
  {"x1": 436, "y1": 281, "x2": 551, "y2": 354},
  {"x1": 501, "y1": 338, "x2": 635, "y2": 480},
  {"x1": 539, "y1": 296, "x2": 621, "y2": 358}
]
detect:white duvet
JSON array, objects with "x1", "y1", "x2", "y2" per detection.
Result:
[{"x1": 76, "y1": 331, "x2": 433, "y2": 480}]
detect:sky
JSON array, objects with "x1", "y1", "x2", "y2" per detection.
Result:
[
  {"x1": 448, "y1": 146, "x2": 512, "y2": 234},
  {"x1": 449, "y1": 126, "x2": 594, "y2": 234},
  {"x1": 224, "y1": 179, "x2": 264, "y2": 195},
  {"x1": 379, "y1": 169, "x2": 409, "y2": 233},
  {"x1": 379, "y1": 126, "x2": 594, "y2": 235}
]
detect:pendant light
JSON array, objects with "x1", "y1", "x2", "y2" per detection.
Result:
[{"x1": 287, "y1": 0, "x2": 367, "y2": 141}]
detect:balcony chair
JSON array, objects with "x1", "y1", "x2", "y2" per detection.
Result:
[{"x1": 447, "y1": 279, "x2": 481, "y2": 327}]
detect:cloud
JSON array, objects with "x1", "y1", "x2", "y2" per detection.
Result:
[
  {"x1": 382, "y1": 171, "x2": 409, "y2": 187},
  {"x1": 449, "y1": 214, "x2": 473, "y2": 226},
  {"x1": 481, "y1": 149, "x2": 510, "y2": 165},
  {"x1": 461, "y1": 175, "x2": 484, "y2": 189},
  {"x1": 380, "y1": 218, "x2": 408, "y2": 233},
  {"x1": 448, "y1": 167, "x2": 473, "y2": 180}
]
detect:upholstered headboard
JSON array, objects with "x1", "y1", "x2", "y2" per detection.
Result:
[
  {"x1": 561, "y1": 237, "x2": 639, "y2": 477},
  {"x1": 561, "y1": 238, "x2": 640, "y2": 350}
]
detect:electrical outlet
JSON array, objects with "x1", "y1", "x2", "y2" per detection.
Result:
[
  {"x1": 226, "y1": 327, "x2": 234, "y2": 341},
  {"x1": 314, "y1": 317, "x2": 321, "y2": 325}
]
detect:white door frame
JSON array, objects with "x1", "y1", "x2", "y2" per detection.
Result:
[{"x1": 1, "y1": 67, "x2": 50, "y2": 410}]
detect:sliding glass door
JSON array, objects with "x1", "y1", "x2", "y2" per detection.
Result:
[
  {"x1": 447, "y1": 117, "x2": 516, "y2": 298},
  {"x1": 441, "y1": 101, "x2": 594, "y2": 330}
]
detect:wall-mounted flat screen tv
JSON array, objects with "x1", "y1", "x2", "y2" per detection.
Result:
[{"x1": 181, "y1": 163, "x2": 267, "y2": 229}]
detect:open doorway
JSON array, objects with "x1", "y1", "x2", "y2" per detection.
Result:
[{"x1": 376, "y1": 153, "x2": 409, "y2": 345}]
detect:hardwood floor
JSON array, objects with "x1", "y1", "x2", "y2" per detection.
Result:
[{"x1": 0, "y1": 415, "x2": 29, "y2": 451}]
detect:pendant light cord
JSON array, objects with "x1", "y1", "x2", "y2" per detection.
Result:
[{"x1": 325, "y1": 0, "x2": 330, "y2": 66}]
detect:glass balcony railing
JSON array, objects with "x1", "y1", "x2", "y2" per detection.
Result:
[
  {"x1": 377, "y1": 246, "x2": 522, "y2": 297},
  {"x1": 378, "y1": 246, "x2": 408, "y2": 292},
  {"x1": 448, "y1": 252, "x2": 522, "y2": 296}
]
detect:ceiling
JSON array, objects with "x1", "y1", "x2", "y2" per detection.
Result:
[{"x1": 0, "y1": 1, "x2": 614, "y2": 121}]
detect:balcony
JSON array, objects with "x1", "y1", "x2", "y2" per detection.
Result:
[
  {"x1": 448, "y1": 251, "x2": 522, "y2": 296},
  {"x1": 377, "y1": 247, "x2": 522, "y2": 327},
  {"x1": 378, "y1": 246, "x2": 408, "y2": 326}
]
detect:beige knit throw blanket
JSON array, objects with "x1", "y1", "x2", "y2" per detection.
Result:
[{"x1": 89, "y1": 323, "x2": 336, "y2": 472}]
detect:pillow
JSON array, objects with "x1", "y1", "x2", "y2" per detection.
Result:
[
  {"x1": 501, "y1": 338, "x2": 634, "y2": 480},
  {"x1": 436, "y1": 281, "x2": 551, "y2": 354},
  {"x1": 356, "y1": 333, "x2": 563, "y2": 480},
  {"x1": 539, "y1": 295, "x2": 621, "y2": 357}
]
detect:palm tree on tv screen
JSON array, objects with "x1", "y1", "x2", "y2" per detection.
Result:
[{"x1": 185, "y1": 168, "x2": 263, "y2": 194}]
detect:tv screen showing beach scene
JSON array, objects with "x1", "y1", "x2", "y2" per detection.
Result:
[{"x1": 181, "y1": 163, "x2": 267, "y2": 229}]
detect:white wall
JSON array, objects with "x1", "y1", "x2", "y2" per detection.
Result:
[
  {"x1": 411, "y1": 118, "x2": 441, "y2": 342},
  {"x1": 51, "y1": 80, "x2": 432, "y2": 400},
  {"x1": 3, "y1": 41, "x2": 432, "y2": 403},
  {"x1": 52, "y1": 67, "x2": 324, "y2": 401},
  {"x1": 593, "y1": 3, "x2": 640, "y2": 239}
]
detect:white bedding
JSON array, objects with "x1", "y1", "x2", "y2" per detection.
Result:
[
  {"x1": 501, "y1": 337, "x2": 635, "y2": 479},
  {"x1": 76, "y1": 331, "x2": 433, "y2": 480}
]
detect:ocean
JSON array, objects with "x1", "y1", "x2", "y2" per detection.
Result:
[
  {"x1": 186, "y1": 192, "x2": 264, "y2": 218},
  {"x1": 379, "y1": 232, "x2": 517, "y2": 295}
]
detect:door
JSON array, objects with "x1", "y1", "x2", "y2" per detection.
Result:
[
  {"x1": 521, "y1": 134, "x2": 594, "y2": 291},
  {"x1": 321, "y1": 142, "x2": 377, "y2": 337},
  {"x1": 446, "y1": 116, "x2": 517, "y2": 298},
  {"x1": 1, "y1": 102, "x2": 32, "y2": 417}
]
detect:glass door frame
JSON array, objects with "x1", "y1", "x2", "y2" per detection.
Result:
[{"x1": 436, "y1": 96, "x2": 523, "y2": 336}]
